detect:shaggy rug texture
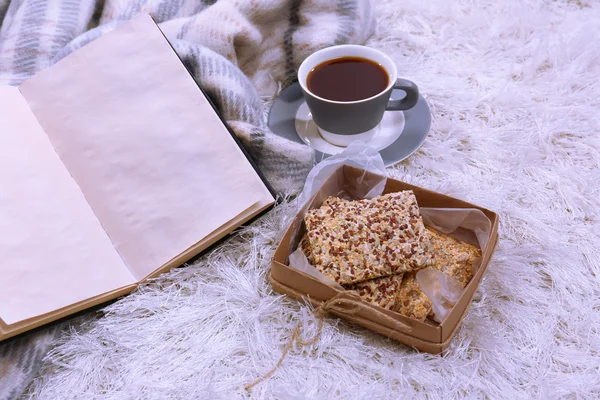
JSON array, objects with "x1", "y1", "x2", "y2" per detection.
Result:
[{"x1": 20, "y1": 0, "x2": 600, "y2": 398}]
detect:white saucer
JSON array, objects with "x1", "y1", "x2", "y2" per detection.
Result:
[
  {"x1": 267, "y1": 82, "x2": 431, "y2": 166},
  {"x1": 294, "y1": 103, "x2": 405, "y2": 155}
]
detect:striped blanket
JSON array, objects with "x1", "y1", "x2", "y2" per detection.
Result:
[{"x1": 0, "y1": 0, "x2": 375, "y2": 398}]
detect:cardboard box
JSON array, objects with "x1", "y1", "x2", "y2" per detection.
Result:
[{"x1": 270, "y1": 165, "x2": 499, "y2": 353}]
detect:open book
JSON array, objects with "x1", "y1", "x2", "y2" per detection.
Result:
[{"x1": 0, "y1": 14, "x2": 275, "y2": 341}]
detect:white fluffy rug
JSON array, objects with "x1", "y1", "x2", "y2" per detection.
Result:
[{"x1": 27, "y1": 0, "x2": 600, "y2": 398}]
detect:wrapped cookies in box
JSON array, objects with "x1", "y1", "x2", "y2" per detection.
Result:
[{"x1": 270, "y1": 143, "x2": 499, "y2": 353}]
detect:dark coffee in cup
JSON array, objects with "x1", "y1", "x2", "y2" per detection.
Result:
[{"x1": 307, "y1": 57, "x2": 389, "y2": 102}]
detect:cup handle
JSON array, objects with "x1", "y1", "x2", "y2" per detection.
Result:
[{"x1": 386, "y1": 78, "x2": 419, "y2": 111}]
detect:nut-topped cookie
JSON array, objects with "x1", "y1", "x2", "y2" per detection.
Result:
[
  {"x1": 427, "y1": 227, "x2": 481, "y2": 286},
  {"x1": 394, "y1": 227, "x2": 482, "y2": 321},
  {"x1": 393, "y1": 272, "x2": 432, "y2": 321},
  {"x1": 304, "y1": 191, "x2": 429, "y2": 285},
  {"x1": 344, "y1": 274, "x2": 405, "y2": 310}
]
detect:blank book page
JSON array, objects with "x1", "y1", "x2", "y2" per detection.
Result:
[
  {"x1": 19, "y1": 14, "x2": 270, "y2": 280},
  {"x1": 0, "y1": 86, "x2": 136, "y2": 325}
]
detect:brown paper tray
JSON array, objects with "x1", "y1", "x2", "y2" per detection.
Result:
[{"x1": 270, "y1": 165, "x2": 499, "y2": 353}]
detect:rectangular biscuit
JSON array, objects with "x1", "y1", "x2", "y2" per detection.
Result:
[
  {"x1": 394, "y1": 227, "x2": 482, "y2": 321},
  {"x1": 393, "y1": 272, "x2": 432, "y2": 321},
  {"x1": 427, "y1": 227, "x2": 481, "y2": 287},
  {"x1": 302, "y1": 233, "x2": 404, "y2": 310},
  {"x1": 303, "y1": 192, "x2": 429, "y2": 285},
  {"x1": 344, "y1": 274, "x2": 404, "y2": 310}
]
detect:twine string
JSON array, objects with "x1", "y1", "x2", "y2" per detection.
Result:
[{"x1": 244, "y1": 291, "x2": 411, "y2": 391}]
